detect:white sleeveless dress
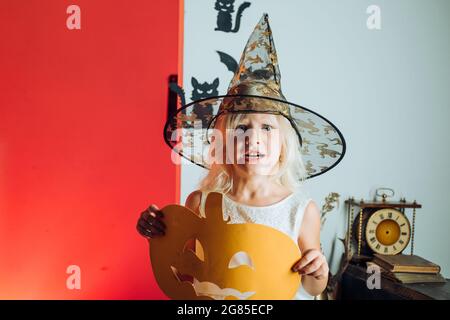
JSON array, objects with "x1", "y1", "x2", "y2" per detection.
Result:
[{"x1": 198, "y1": 188, "x2": 315, "y2": 300}]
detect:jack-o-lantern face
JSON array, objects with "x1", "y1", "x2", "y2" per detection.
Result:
[{"x1": 150, "y1": 192, "x2": 301, "y2": 300}]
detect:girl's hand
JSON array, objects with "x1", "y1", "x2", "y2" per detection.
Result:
[
  {"x1": 291, "y1": 249, "x2": 329, "y2": 280},
  {"x1": 136, "y1": 204, "x2": 166, "y2": 239}
]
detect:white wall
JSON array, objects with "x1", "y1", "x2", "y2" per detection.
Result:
[{"x1": 181, "y1": 0, "x2": 450, "y2": 277}]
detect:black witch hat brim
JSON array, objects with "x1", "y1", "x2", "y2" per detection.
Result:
[{"x1": 163, "y1": 94, "x2": 346, "y2": 179}]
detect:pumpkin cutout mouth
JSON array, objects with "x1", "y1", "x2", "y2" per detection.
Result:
[{"x1": 170, "y1": 266, "x2": 256, "y2": 300}]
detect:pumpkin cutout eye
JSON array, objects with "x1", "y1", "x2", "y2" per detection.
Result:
[
  {"x1": 228, "y1": 251, "x2": 254, "y2": 269},
  {"x1": 183, "y1": 237, "x2": 205, "y2": 262}
]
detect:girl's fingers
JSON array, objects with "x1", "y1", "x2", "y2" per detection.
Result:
[
  {"x1": 154, "y1": 219, "x2": 166, "y2": 231},
  {"x1": 146, "y1": 214, "x2": 166, "y2": 230},
  {"x1": 138, "y1": 218, "x2": 165, "y2": 234},
  {"x1": 136, "y1": 204, "x2": 167, "y2": 239},
  {"x1": 148, "y1": 205, "x2": 164, "y2": 218},
  {"x1": 310, "y1": 265, "x2": 328, "y2": 279},
  {"x1": 299, "y1": 257, "x2": 323, "y2": 275},
  {"x1": 136, "y1": 224, "x2": 152, "y2": 238},
  {"x1": 136, "y1": 223, "x2": 164, "y2": 238},
  {"x1": 293, "y1": 250, "x2": 321, "y2": 271},
  {"x1": 141, "y1": 210, "x2": 166, "y2": 229}
]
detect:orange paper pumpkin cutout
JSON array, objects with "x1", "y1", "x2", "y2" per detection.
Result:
[{"x1": 150, "y1": 192, "x2": 301, "y2": 300}]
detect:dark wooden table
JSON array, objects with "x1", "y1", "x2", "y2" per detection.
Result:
[{"x1": 340, "y1": 263, "x2": 450, "y2": 300}]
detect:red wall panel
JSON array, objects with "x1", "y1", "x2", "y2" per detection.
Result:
[{"x1": 0, "y1": 0, "x2": 181, "y2": 299}]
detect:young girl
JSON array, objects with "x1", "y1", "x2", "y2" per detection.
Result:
[{"x1": 136, "y1": 13, "x2": 345, "y2": 300}]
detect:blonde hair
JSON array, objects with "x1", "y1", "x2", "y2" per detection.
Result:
[{"x1": 198, "y1": 112, "x2": 307, "y2": 193}]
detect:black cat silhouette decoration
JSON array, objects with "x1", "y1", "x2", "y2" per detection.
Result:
[
  {"x1": 190, "y1": 77, "x2": 220, "y2": 127},
  {"x1": 214, "y1": 0, "x2": 251, "y2": 33}
]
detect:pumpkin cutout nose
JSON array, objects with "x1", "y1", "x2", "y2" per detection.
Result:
[
  {"x1": 228, "y1": 251, "x2": 254, "y2": 269},
  {"x1": 170, "y1": 266, "x2": 194, "y2": 284}
]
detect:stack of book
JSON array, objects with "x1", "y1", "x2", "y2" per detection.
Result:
[{"x1": 367, "y1": 254, "x2": 446, "y2": 284}]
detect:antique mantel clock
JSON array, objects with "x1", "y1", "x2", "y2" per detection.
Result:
[{"x1": 345, "y1": 188, "x2": 422, "y2": 260}]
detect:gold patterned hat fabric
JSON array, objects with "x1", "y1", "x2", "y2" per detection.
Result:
[{"x1": 164, "y1": 13, "x2": 346, "y2": 179}]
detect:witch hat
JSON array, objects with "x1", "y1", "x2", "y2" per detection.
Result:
[{"x1": 164, "y1": 13, "x2": 346, "y2": 179}]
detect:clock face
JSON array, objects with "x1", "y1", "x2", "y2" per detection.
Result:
[{"x1": 365, "y1": 208, "x2": 411, "y2": 255}]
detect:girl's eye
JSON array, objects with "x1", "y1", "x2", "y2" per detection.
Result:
[
  {"x1": 235, "y1": 125, "x2": 247, "y2": 132},
  {"x1": 262, "y1": 125, "x2": 272, "y2": 131}
]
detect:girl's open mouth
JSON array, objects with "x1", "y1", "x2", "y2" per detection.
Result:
[{"x1": 244, "y1": 152, "x2": 265, "y2": 159}]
